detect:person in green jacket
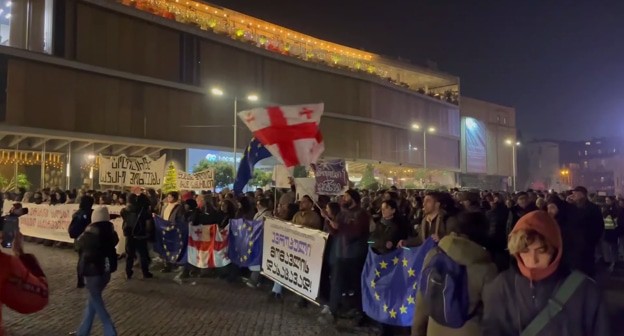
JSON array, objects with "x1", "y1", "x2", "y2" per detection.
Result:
[{"x1": 412, "y1": 211, "x2": 497, "y2": 336}]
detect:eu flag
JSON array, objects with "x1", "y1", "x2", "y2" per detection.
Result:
[
  {"x1": 362, "y1": 237, "x2": 437, "y2": 326},
  {"x1": 153, "y1": 215, "x2": 188, "y2": 265},
  {"x1": 233, "y1": 137, "x2": 272, "y2": 194},
  {"x1": 228, "y1": 218, "x2": 263, "y2": 267}
]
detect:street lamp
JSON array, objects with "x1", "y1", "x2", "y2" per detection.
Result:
[
  {"x1": 210, "y1": 87, "x2": 260, "y2": 176},
  {"x1": 411, "y1": 122, "x2": 436, "y2": 169},
  {"x1": 505, "y1": 138, "x2": 521, "y2": 191}
]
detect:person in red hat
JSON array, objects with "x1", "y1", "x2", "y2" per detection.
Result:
[{"x1": 482, "y1": 210, "x2": 609, "y2": 335}]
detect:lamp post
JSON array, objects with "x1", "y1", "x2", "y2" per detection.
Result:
[
  {"x1": 210, "y1": 87, "x2": 259, "y2": 176},
  {"x1": 411, "y1": 123, "x2": 436, "y2": 169},
  {"x1": 505, "y1": 139, "x2": 521, "y2": 191}
]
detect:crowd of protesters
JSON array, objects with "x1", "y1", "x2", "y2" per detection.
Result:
[{"x1": 0, "y1": 183, "x2": 617, "y2": 335}]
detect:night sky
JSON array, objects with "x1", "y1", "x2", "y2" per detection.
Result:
[{"x1": 208, "y1": 0, "x2": 624, "y2": 141}]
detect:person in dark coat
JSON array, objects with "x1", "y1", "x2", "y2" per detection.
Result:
[
  {"x1": 73, "y1": 207, "x2": 119, "y2": 336},
  {"x1": 506, "y1": 191, "x2": 537, "y2": 234},
  {"x1": 121, "y1": 194, "x2": 153, "y2": 280},
  {"x1": 482, "y1": 211, "x2": 610, "y2": 336},
  {"x1": 566, "y1": 186, "x2": 605, "y2": 278},
  {"x1": 68, "y1": 196, "x2": 95, "y2": 288},
  {"x1": 371, "y1": 199, "x2": 405, "y2": 254},
  {"x1": 486, "y1": 194, "x2": 511, "y2": 272}
]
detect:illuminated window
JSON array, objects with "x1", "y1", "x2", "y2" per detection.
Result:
[
  {"x1": 583, "y1": 161, "x2": 588, "y2": 168},
  {"x1": 601, "y1": 176, "x2": 605, "y2": 183},
  {"x1": 584, "y1": 150, "x2": 588, "y2": 156},
  {"x1": 502, "y1": 117, "x2": 507, "y2": 125}
]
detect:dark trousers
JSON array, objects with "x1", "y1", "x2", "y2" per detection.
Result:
[
  {"x1": 125, "y1": 237, "x2": 150, "y2": 277},
  {"x1": 329, "y1": 257, "x2": 366, "y2": 315},
  {"x1": 77, "y1": 251, "x2": 84, "y2": 287}
]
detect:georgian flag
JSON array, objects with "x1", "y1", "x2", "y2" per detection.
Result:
[
  {"x1": 187, "y1": 224, "x2": 231, "y2": 268},
  {"x1": 237, "y1": 104, "x2": 325, "y2": 168}
]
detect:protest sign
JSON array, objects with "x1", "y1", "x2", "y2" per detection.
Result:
[
  {"x1": 314, "y1": 159, "x2": 348, "y2": 195},
  {"x1": 176, "y1": 169, "x2": 214, "y2": 190},
  {"x1": 294, "y1": 178, "x2": 318, "y2": 202},
  {"x1": 99, "y1": 154, "x2": 167, "y2": 188},
  {"x1": 261, "y1": 218, "x2": 328, "y2": 302},
  {"x1": 2, "y1": 203, "x2": 126, "y2": 254},
  {"x1": 272, "y1": 164, "x2": 291, "y2": 188}
]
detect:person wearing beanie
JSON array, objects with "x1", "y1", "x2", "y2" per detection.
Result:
[
  {"x1": 482, "y1": 210, "x2": 609, "y2": 336},
  {"x1": 72, "y1": 206, "x2": 119, "y2": 336}
]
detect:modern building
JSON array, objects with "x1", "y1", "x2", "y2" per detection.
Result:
[
  {"x1": 525, "y1": 137, "x2": 624, "y2": 194},
  {"x1": 0, "y1": 0, "x2": 464, "y2": 191},
  {"x1": 457, "y1": 97, "x2": 517, "y2": 191}
]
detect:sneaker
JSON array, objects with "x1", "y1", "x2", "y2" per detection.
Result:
[{"x1": 320, "y1": 305, "x2": 331, "y2": 315}]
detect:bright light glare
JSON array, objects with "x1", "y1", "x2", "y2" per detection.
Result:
[
  {"x1": 505, "y1": 139, "x2": 513, "y2": 145},
  {"x1": 411, "y1": 123, "x2": 420, "y2": 130},
  {"x1": 516, "y1": 142, "x2": 521, "y2": 146},
  {"x1": 247, "y1": 94, "x2": 259, "y2": 102},
  {"x1": 210, "y1": 87, "x2": 224, "y2": 96},
  {"x1": 465, "y1": 118, "x2": 477, "y2": 130},
  {"x1": 87, "y1": 154, "x2": 95, "y2": 159},
  {"x1": 428, "y1": 127, "x2": 436, "y2": 133},
  {"x1": 6, "y1": 2, "x2": 11, "y2": 8},
  {"x1": 5, "y1": 13, "x2": 10, "y2": 19}
]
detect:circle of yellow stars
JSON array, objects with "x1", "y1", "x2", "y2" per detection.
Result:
[
  {"x1": 162, "y1": 223, "x2": 184, "y2": 263},
  {"x1": 237, "y1": 221, "x2": 256, "y2": 263},
  {"x1": 371, "y1": 255, "x2": 417, "y2": 319}
]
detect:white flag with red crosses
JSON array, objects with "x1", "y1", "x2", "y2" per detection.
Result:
[{"x1": 238, "y1": 104, "x2": 325, "y2": 169}]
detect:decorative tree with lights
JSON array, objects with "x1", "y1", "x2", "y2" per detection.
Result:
[
  {"x1": 162, "y1": 162, "x2": 178, "y2": 193},
  {"x1": 359, "y1": 164, "x2": 378, "y2": 190}
]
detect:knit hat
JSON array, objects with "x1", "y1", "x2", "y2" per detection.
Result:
[{"x1": 92, "y1": 206, "x2": 110, "y2": 223}]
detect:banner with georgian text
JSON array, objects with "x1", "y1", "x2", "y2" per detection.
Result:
[
  {"x1": 176, "y1": 169, "x2": 214, "y2": 190},
  {"x1": 261, "y1": 217, "x2": 328, "y2": 302},
  {"x1": 2, "y1": 202, "x2": 126, "y2": 254},
  {"x1": 99, "y1": 154, "x2": 167, "y2": 188}
]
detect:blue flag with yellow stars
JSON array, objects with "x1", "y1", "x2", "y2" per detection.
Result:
[
  {"x1": 228, "y1": 218, "x2": 263, "y2": 267},
  {"x1": 233, "y1": 137, "x2": 272, "y2": 194},
  {"x1": 153, "y1": 215, "x2": 188, "y2": 265},
  {"x1": 362, "y1": 237, "x2": 437, "y2": 326}
]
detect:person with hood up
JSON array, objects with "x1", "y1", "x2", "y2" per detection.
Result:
[
  {"x1": 482, "y1": 211, "x2": 610, "y2": 336},
  {"x1": 412, "y1": 211, "x2": 497, "y2": 336},
  {"x1": 71, "y1": 207, "x2": 118, "y2": 336}
]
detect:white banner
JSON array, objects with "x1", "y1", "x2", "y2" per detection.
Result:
[
  {"x1": 2, "y1": 203, "x2": 126, "y2": 254},
  {"x1": 176, "y1": 169, "x2": 214, "y2": 191},
  {"x1": 99, "y1": 154, "x2": 167, "y2": 188},
  {"x1": 261, "y1": 217, "x2": 328, "y2": 301},
  {"x1": 272, "y1": 164, "x2": 292, "y2": 189},
  {"x1": 294, "y1": 177, "x2": 318, "y2": 203}
]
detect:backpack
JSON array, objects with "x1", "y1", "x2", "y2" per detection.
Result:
[{"x1": 420, "y1": 247, "x2": 476, "y2": 328}]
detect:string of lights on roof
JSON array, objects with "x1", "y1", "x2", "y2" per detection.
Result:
[{"x1": 0, "y1": 150, "x2": 63, "y2": 169}]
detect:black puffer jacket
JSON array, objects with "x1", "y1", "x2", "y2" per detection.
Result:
[
  {"x1": 77, "y1": 221, "x2": 119, "y2": 277},
  {"x1": 482, "y1": 264, "x2": 610, "y2": 336}
]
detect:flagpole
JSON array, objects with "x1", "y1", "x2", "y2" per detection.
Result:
[{"x1": 233, "y1": 97, "x2": 238, "y2": 178}]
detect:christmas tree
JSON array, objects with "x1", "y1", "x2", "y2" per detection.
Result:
[
  {"x1": 358, "y1": 163, "x2": 378, "y2": 190},
  {"x1": 162, "y1": 162, "x2": 178, "y2": 193}
]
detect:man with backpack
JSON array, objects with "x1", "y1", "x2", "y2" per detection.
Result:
[
  {"x1": 121, "y1": 194, "x2": 154, "y2": 280},
  {"x1": 482, "y1": 210, "x2": 609, "y2": 336},
  {"x1": 413, "y1": 211, "x2": 497, "y2": 336}
]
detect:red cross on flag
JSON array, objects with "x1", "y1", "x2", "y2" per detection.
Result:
[
  {"x1": 187, "y1": 224, "x2": 231, "y2": 268},
  {"x1": 238, "y1": 103, "x2": 325, "y2": 168}
]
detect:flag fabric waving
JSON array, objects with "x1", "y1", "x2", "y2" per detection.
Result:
[
  {"x1": 153, "y1": 215, "x2": 188, "y2": 265},
  {"x1": 187, "y1": 224, "x2": 231, "y2": 268},
  {"x1": 233, "y1": 137, "x2": 272, "y2": 194},
  {"x1": 362, "y1": 238, "x2": 437, "y2": 326},
  {"x1": 228, "y1": 218, "x2": 264, "y2": 267},
  {"x1": 237, "y1": 104, "x2": 325, "y2": 168}
]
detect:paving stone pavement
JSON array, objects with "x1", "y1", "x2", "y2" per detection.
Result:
[
  {"x1": 2, "y1": 243, "x2": 378, "y2": 336},
  {"x1": 4, "y1": 243, "x2": 624, "y2": 336}
]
